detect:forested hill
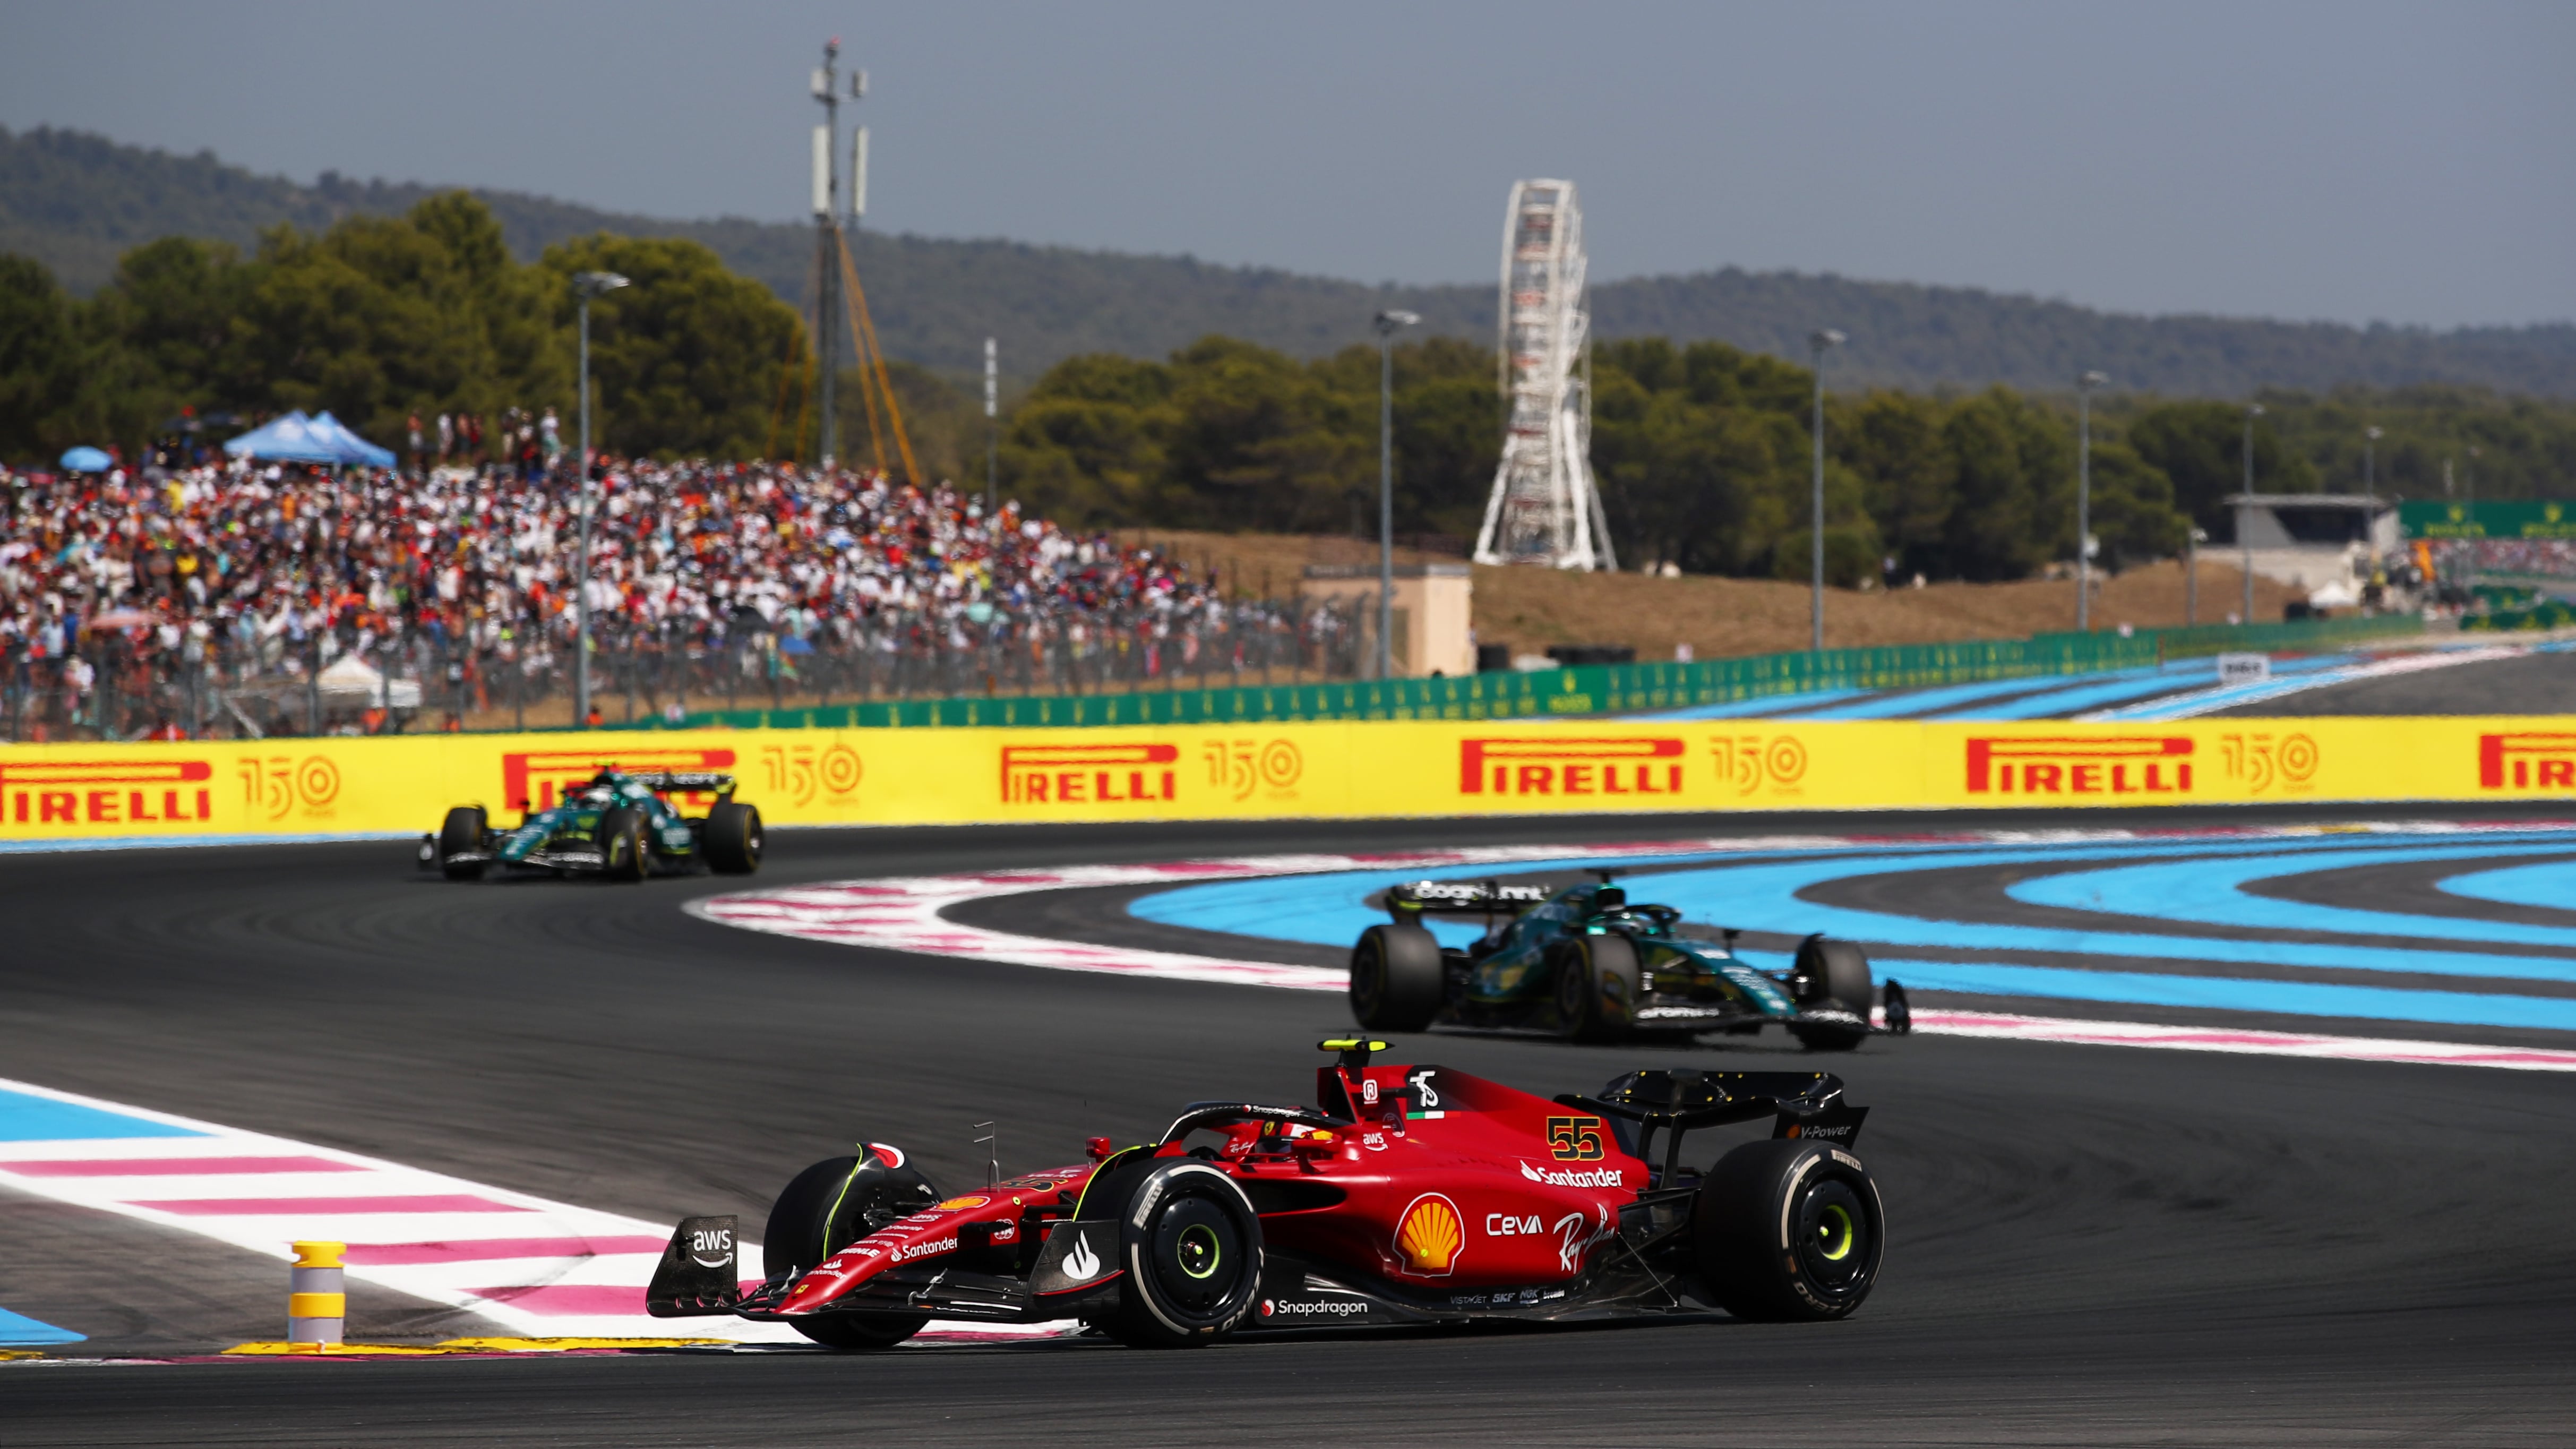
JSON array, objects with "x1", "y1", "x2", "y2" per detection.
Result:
[{"x1": 8, "y1": 124, "x2": 2572, "y2": 397}]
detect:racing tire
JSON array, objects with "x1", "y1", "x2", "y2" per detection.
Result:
[
  {"x1": 1350, "y1": 923, "x2": 1444, "y2": 1032},
  {"x1": 705, "y1": 801, "x2": 763, "y2": 875},
  {"x1": 437, "y1": 806, "x2": 486, "y2": 881},
  {"x1": 1788, "y1": 936, "x2": 1873, "y2": 1052},
  {"x1": 599, "y1": 808, "x2": 649, "y2": 884},
  {"x1": 1693, "y1": 1137, "x2": 1884, "y2": 1322},
  {"x1": 1551, "y1": 934, "x2": 1641, "y2": 1042},
  {"x1": 1091, "y1": 1159, "x2": 1265, "y2": 1349},
  {"x1": 764, "y1": 1151, "x2": 941, "y2": 1351}
]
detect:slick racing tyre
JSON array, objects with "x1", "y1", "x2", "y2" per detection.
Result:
[
  {"x1": 598, "y1": 808, "x2": 648, "y2": 883},
  {"x1": 1694, "y1": 1137, "x2": 1884, "y2": 1322},
  {"x1": 705, "y1": 801, "x2": 763, "y2": 874},
  {"x1": 438, "y1": 806, "x2": 486, "y2": 881},
  {"x1": 1788, "y1": 936, "x2": 1873, "y2": 1052},
  {"x1": 1350, "y1": 922, "x2": 1444, "y2": 1032},
  {"x1": 765, "y1": 1150, "x2": 941, "y2": 1350},
  {"x1": 1092, "y1": 1159, "x2": 1264, "y2": 1348},
  {"x1": 1551, "y1": 934, "x2": 1641, "y2": 1042}
]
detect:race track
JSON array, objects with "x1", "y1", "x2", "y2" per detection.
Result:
[{"x1": 5, "y1": 810, "x2": 2575, "y2": 1445}]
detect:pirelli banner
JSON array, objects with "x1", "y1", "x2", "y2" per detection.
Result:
[{"x1": 3, "y1": 718, "x2": 2573, "y2": 844}]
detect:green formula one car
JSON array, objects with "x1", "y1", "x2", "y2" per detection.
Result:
[
  {"x1": 1349, "y1": 877, "x2": 1909, "y2": 1051},
  {"x1": 421, "y1": 768, "x2": 762, "y2": 882}
]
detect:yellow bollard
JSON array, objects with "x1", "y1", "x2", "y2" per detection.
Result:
[{"x1": 288, "y1": 1241, "x2": 346, "y2": 1350}]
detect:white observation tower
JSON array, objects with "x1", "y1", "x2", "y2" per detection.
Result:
[{"x1": 1473, "y1": 179, "x2": 1613, "y2": 570}]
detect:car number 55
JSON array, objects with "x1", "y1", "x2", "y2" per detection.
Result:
[{"x1": 1546, "y1": 1116, "x2": 1605, "y2": 1161}]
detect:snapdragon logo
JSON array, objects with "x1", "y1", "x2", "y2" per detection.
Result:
[
  {"x1": 1260, "y1": 1297, "x2": 1370, "y2": 1318},
  {"x1": 1518, "y1": 1161, "x2": 1624, "y2": 1188}
]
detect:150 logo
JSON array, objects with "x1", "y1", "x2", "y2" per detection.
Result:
[
  {"x1": 238, "y1": 754, "x2": 341, "y2": 820},
  {"x1": 1710, "y1": 734, "x2": 1807, "y2": 796},
  {"x1": 1202, "y1": 739, "x2": 1302, "y2": 802},
  {"x1": 762, "y1": 741, "x2": 863, "y2": 807},
  {"x1": 2219, "y1": 731, "x2": 2320, "y2": 794}
]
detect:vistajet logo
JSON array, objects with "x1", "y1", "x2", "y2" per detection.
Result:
[
  {"x1": 1460, "y1": 738, "x2": 1684, "y2": 797},
  {"x1": 2479, "y1": 733, "x2": 2576, "y2": 791},
  {"x1": 1965, "y1": 736, "x2": 2193, "y2": 795}
]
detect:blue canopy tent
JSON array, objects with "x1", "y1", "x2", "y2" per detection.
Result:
[
  {"x1": 223, "y1": 410, "x2": 397, "y2": 469},
  {"x1": 59, "y1": 446, "x2": 113, "y2": 472}
]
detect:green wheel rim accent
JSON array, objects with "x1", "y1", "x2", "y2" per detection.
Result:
[
  {"x1": 1175, "y1": 1222, "x2": 1222, "y2": 1280},
  {"x1": 1814, "y1": 1203, "x2": 1855, "y2": 1262}
]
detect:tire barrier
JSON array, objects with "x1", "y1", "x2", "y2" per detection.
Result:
[{"x1": 3, "y1": 714, "x2": 2574, "y2": 846}]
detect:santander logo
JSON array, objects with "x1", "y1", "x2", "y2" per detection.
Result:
[
  {"x1": 1062, "y1": 1230, "x2": 1102, "y2": 1281},
  {"x1": 1519, "y1": 1160, "x2": 1624, "y2": 1188}
]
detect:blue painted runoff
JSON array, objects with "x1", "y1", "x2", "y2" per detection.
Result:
[
  {"x1": 1627, "y1": 688, "x2": 1873, "y2": 721},
  {"x1": 1930, "y1": 665, "x2": 2223, "y2": 721},
  {"x1": 2440, "y1": 860, "x2": 2576, "y2": 912},
  {"x1": 1873, "y1": 958, "x2": 2576, "y2": 1031},
  {"x1": 1790, "y1": 671, "x2": 2153, "y2": 721},
  {"x1": 0, "y1": 1087, "x2": 203, "y2": 1142},
  {"x1": 2089, "y1": 653, "x2": 2369, "y2": 721},
  {"x1": 2008, "y1": 843, "x2": 2576, "y2": 948},
  {"x1": 0, "y1": 1307, "x2": 86, "y2": 1345}
]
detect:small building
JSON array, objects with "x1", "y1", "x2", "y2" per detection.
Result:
[
  {"x1": 2227, "y1": 494, "x2": 2399, "y2": 594},
  {"x1": 1299, "y1": 563, "x2": 1475, "y2": 677}
]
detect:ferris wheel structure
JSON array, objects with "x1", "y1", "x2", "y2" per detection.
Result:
[{"x1": 1473, "y1": 179, "x2": 1615, "y2": 571}]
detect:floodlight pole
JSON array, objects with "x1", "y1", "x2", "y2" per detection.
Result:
[
  {"x1": 2074, "y1": 371, "x2": 2108, "y2": 631},
  {"x1": 1373, "y1": 310, "x2": 1420, "y2": 680},
  {"x1": 1808, "y1": 330, "x2": 1844, "y2": 653},
  {"x1": 2364, "y1": 425, "x2": 2382, "y2": 500},
  {"x1": 572, "y1": 270, "x2": 629, "y2": 731},
  {"x1": 2243, "y1": 402, "x2": 2264, "y2": 625},
  {"x1": 984, "y1": 337, "x2": 999, "y2": 513}
]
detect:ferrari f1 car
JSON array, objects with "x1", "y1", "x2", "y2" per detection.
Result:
[
  {"x1": 646, "y1": 1039, "x2": 1884, "y2": 1349},
  {"x1": 421, "y1": 768, "x2": 762, "y2": 881},
  {"x1": 1348, "y1": 878, "x2": 1908, "y2": 1050}
]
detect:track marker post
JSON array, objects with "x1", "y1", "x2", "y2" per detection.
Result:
[{"x1": 288, "y1": 1240, "x2": 347, "y2": 1350}]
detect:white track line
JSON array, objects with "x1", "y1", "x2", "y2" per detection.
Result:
[
  {"x1": 692, "y1": 822, "x2": 2576, "y2": 1075},
  {"x1": 2082, "y1": 644, "x2": 2523, "y2": 721}
]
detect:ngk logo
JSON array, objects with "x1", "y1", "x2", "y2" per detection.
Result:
[
  {"x1": 1001, "y1": 743, "x2": 1179, "y2": 805},
  {"x1": 2, "y1": 759, "x2": 214, "y2": 827},
  {"x1": 1966, "y1": 736, "x2": 2194, "y2": 795},
  {"x1": 1459, "y1": 738, "x2": 1684, "y2": 797},
  {"x1": 2479, "y1": 733, "x2": 2576, "y2": 791},
  {"x1": 500, "y1": 747, "x2": 736, "y2": 810}
]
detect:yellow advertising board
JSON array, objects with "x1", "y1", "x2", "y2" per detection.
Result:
[{"x1": 2, "y1": 717, "x2": 2571, "y2": 846}]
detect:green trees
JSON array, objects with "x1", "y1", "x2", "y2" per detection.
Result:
[{"x1": 0, "y1": 193, "x2": 805, "y2": 463}]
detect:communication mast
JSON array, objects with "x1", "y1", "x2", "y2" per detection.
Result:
[
  {"x1": 1473, "y1": 179, "x2": 1613, "y2": 570},
  {"x1": 809, "y1": 39, "x2": 866, "y2": 470}
]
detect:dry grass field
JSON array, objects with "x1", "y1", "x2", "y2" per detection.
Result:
[{"x1": 1121, "y1": 529, "x2": 2307, "y2": 662}]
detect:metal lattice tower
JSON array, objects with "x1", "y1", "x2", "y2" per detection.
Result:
[{"x1": 1474, "y1": 180, "x2": 1613, "y2": 570}]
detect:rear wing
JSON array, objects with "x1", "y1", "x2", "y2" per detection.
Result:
[
  {"x1": 629, "y1": 771, "x2": 736, "y2": 798},
  {"x1": 1385, "y1": 878, "x2": 1552, "y2": 923}
]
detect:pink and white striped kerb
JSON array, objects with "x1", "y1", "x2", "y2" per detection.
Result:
[
  {"x1": 691, "y1": 822, "x2": 2576, "y2": 1075},
  {"x1": 0, "y1": 1077, "x2": 1072, "y2": 1345}
]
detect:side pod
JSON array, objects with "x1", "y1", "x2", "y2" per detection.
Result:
[{"x1": 647, "y1": 1214, "x2": 743, "y2": 1317}]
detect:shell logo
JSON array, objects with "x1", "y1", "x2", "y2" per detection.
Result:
[
  {"x1": 1394, "y1": 1193, "x2": 1463, "y2": 1276},
  {"x1": 935, "y1": 1196, "x2": 989, "y2": 1211}
]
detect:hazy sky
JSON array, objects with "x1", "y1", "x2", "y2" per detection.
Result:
[{"x1": 4, "y1": 2, "x2": 2567, "y2": 328}]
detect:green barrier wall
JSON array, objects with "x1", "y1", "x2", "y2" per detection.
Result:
[{"x1": 615, "y1": 612, "x2": 2423, "y2": 732}]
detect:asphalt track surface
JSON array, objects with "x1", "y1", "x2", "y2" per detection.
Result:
[{"x1": 5, "y1": 807, "x2": 2575, "y2": 1446}]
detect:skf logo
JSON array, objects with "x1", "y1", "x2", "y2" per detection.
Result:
[
  {"x1": 501, "y1": 748, "x2": 736, "y2": 810},
  {"x1": 1967, "y1": 736, "x2": 2193, "y2": 795},
  {"x1": 1393, "y1": 1193, "x2": 1463, "y2": 1276},
  {"x1": 3, "y1": 759, "x2": 213, "y2": 827},
  {"x1": 1460, "y1": 738, "x2": 1683, "y2": 796},
  {"x1": 1002, "y1": 743, "x2": 1178, "y2": 805},
  {"x1": 2479, "y1": 733, "x2": 2576, "y2": 791}
]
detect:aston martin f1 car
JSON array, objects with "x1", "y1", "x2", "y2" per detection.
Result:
[
  {"x1": 1348, "y1": 878, "x2": 1908, "y2": 1050},
  {"x1": 420, "y1": 768, "x2": 762, "y2": 881},
  {"x1": 646, "y1": 1039, "x2": 1884, "y2": 1349}
]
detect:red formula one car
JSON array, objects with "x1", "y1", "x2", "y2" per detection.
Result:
[{"x1": 647, "y1": 1040, "x2": 1884, "y2": 1349}]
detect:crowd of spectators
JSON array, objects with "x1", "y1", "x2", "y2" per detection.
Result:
[{"x1": 0, "y1": 448, "x2": 1358, "y2": 738}]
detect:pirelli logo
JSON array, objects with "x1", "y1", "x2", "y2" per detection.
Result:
[
  {"x1": 1460, "y1": 738, "x2": 1685, "y2": 797},
  {"x1": 2, "y1": 759, "x2": 214, "y2": 825},
  {"x1": 501, "y1": 748, "x2": 736, "y2": 810},
  {"x1": 2479, "y1": 733, "x2": 2576, "y2": 791},
  {"x1": 1966, "y1": 736, "x2": 2194, "y2": 795},
  {"x1": 1002, "y1": 743, "x2": 1179, "y2": 805}
]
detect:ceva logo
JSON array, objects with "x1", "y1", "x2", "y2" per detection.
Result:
[
  {"x1": 1460, "y1": 738, "x2": 1684, "y2": 797},
  {"x1": 2, "y1": 759, "x2": 214, "y2": 827},
  {"x1": 2478, "y1": 733, "x2": 2576, "y2": 791},
  {"x1": 1966, "y1": 736, "x2": 2194, "y2": 795},
  {"x1": 1001, "y1": 742, "x2": 1178, "y2": 805},
  {"x1": 500, "y1": 747, "x2": 736, "y2": 810}
]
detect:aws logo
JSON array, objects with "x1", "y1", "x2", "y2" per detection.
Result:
[{"x1": 1966, "y1": 736, "x2": 2194, "y2": 795}]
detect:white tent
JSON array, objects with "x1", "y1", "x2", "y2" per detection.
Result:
[{"x1": 315, "y1": 654, "x2": 423, "y2": 709}]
